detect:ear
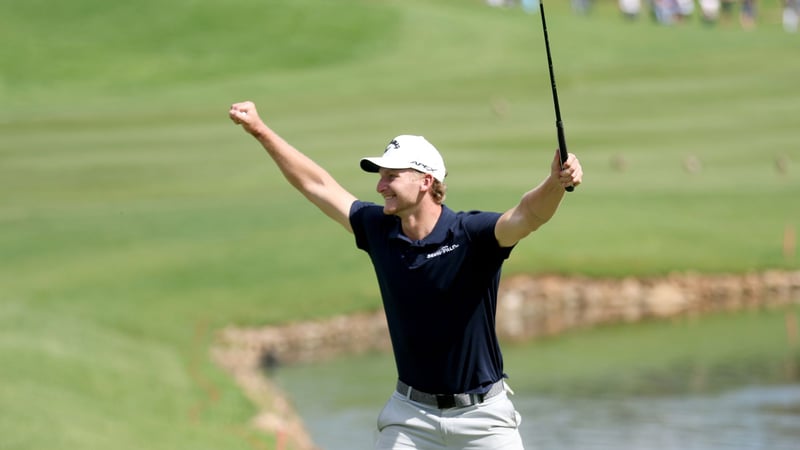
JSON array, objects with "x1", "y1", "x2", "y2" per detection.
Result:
[{"x1": 419, "y1": 173, "x2": 435, "y2": 192}]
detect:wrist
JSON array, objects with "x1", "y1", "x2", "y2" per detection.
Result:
[
  {"x1": 250, "y1": 123, "x2": 270, "y2": 140},
  {"x1": 545, "y1": 174, "x2": 563, "y2": 191}
]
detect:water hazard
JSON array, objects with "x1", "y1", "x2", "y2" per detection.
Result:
[{"x1": 273, "y1": 308, "x2": 800, "y2": 449}]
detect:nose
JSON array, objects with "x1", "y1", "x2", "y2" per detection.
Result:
[{"x1": 376, "y1": 176, "x2": 388, "y2": 193}]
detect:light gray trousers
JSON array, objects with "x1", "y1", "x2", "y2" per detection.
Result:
[{"x1": 374, "y1": 386, "x2": 524, "y2": 450}]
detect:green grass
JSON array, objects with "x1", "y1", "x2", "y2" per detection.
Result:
[
  {"x1": 504, "y1": 307, "x2": 800, "y2": 396},
  {"x1": 1, "y1": 0, "x2": 799, "y2": 448}
]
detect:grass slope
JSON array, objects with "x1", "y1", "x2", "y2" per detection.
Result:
[{"x1": 1, "y1": 0, "x2": 798, "y2": 448}]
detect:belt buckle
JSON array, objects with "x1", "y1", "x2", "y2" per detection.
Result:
[{"x1": 435, "y1": 394, "x2": 456, "y2": 409}]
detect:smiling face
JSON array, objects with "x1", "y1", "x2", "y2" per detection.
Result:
[{"x1": 376, "y1": 168, "x2": 431, "y2": 216}]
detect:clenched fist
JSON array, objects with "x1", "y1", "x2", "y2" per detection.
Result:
[{"x1": 229, "y1": 101, "x2": 266, "y2": 136}]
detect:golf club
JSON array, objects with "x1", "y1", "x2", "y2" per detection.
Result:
[{"x1": 539, "y1": 1, "x2": 575, "y2": 192}]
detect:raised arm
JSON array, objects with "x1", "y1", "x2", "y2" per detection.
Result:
[
  {"x1": 229, "y1": 101, "x2": 357, "y2": 233},
  {"x1": 494, "y1": 150, "x2": 582, "y2": 247}
]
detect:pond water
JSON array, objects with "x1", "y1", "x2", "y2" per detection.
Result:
[{"x1": 273, "y1": 309, "x2": 800, "y2": 449}]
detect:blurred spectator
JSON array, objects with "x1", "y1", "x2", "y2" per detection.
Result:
[
  {"x1": 651, "y1": 0, "x2": 677, "y2": 24},
  {"x1": 675, "y1": 0, "x2": 695, "y2": 21},
  {"x1": 699, "y1": 0, "x2": 722, "y2": 23},
  {"x1": 521, "y1": 0, "x2": 540, "y2": 14},
  {"x1": 785, "y1": 0, "x2": 799, "y2": 32},
  {"x1": 740, "y1": 0, "x2": 757, "y2": 28},
  {"x1": 620, "y1": 0, "x2": 643, "y2": 19},
  {"x1": 572, "y1": 0, "x2": 593, "y2": 14}
]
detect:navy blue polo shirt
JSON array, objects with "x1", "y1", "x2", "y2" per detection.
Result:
[{"x1": 350, "y1": 200, "x2": 514, "y2": 395}]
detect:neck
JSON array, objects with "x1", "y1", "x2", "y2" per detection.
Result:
[{"x1": 400, "y1": 203, "x2": 442, "y2": 241}]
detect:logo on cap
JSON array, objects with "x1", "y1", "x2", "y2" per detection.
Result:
[
  {"x1": 385, "y1": 139, "x2": 400, "y2": 153},
  {"x1": 410, "y1": 161, "x2": 438, "y2": 173}
]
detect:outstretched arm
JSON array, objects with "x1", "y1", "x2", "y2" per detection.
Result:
[
  {"x1": 229, "y1": 101, "x2": 357, "y2": 233},
  {"x1": 494, "y1": 149, "x2": 582, "y2": 247}
]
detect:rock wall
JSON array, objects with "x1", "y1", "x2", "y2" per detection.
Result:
[
  {"x1": 497, "y1": 270, "x2": 800, "y2": 342},
  {"x1": 215, "y1": 271, "x2": 800, "y2": 366}
]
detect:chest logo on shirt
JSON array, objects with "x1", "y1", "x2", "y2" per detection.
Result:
[{"x1": 426, "y1": 244, "x2": 460, "y2": 259}]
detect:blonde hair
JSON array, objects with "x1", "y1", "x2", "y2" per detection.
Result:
[
  {"x1": 411, "y1": 170, "x2": 447, "y2": 204},
  {"x1": 430, "y1": 179, "x2": 447, "y2": 204}
]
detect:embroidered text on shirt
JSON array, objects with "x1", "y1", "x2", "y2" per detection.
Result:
[{"x1": 427, "y1": 244, "x2": 460, "y2": 259}]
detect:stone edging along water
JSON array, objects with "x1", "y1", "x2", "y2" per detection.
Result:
[{"x1": 211, "y1": 270, "x2": 800, "y2": 450}]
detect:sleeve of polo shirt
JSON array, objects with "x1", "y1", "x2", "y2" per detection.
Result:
[
  {"x1": 463, "y1": 211, "x2": 515, "y2": 259},
  {"x1": 349, "y1": 200, "x2": 377, "y2": 252}
]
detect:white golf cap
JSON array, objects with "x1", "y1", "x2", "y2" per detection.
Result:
[{"x1": 360, "y1": 135, "x2": 447, "y2": 182}]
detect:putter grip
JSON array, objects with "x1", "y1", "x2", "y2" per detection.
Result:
[{"x1": 557, "y1": 125, "x2": 575, "y2": 192}]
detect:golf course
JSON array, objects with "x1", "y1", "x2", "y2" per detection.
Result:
[{"x1": 1, "y1": 0, "x2": 798, "y2": 449}]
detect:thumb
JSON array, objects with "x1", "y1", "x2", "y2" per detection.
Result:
[{"x1": 552, "y1": 149, "x2": 563, "y2": 171}]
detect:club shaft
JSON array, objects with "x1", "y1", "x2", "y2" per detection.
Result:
[{"x1": 539, "y1": 1, "x2": 574, "y2": 192}]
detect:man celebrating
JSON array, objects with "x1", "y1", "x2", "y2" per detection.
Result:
[{"x1": 229, "y1": 101, "x2": 582, "y2": 449}]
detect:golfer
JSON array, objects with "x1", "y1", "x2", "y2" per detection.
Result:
[{"x1": 229, "y1": 101, "x2": 582, "y2": 449}]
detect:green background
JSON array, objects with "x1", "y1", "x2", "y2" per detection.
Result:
[{"x1": 1, "y1": 0, "x2": 798, "y2": 448}]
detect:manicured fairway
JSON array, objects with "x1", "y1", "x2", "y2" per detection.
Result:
[{"x1": 1, "y1": 0, "x2": 798, "y2": 448}]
